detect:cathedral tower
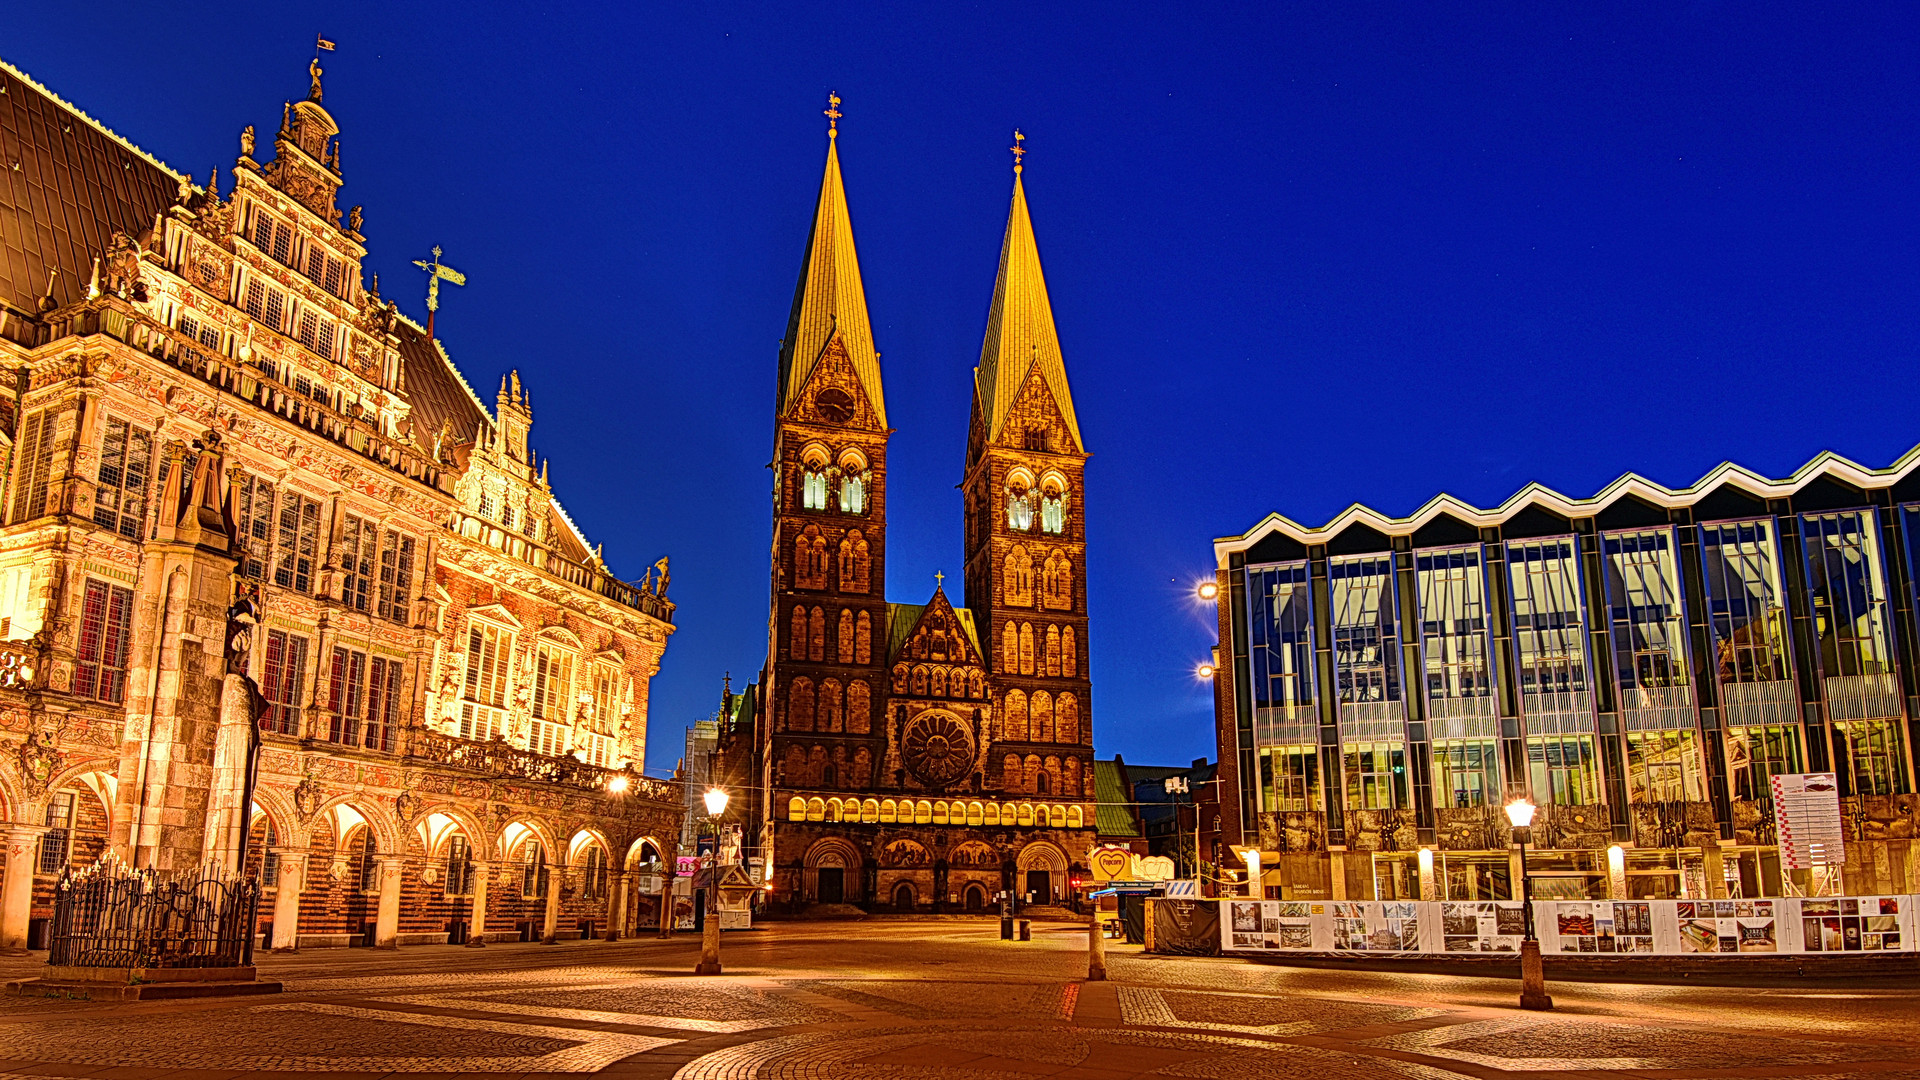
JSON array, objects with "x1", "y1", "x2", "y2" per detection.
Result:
[
  {"x1": 963, "y1": 140, "x2": 1093, "y2": 804},
  {"x1": 764, "y1": 104, "x2": 891, "y2": 839}
]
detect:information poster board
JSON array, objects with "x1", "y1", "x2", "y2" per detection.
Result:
[
  {"x1": 1789, "y1": 896, "x2": 1907, "y2": 952},
  {"x1": 1223, "y1": 900, "x2": 1321, "y2": 950},
  {"x1": 1331, "y1": 901, "x2": 1421, "y2": 952},
  {"x1": 1772, "y1": 772, "x2": 1845, "y2": 871},
  {"x1": 1675, "y1": 899, "x2": 1778, "y2": 953},
  {"x1": 1439, "y1": 900, "x2": 1526, "y2": 953}
]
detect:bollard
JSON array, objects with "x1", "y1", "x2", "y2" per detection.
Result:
[
  {"x1": 1000, "y1": 916, "x2": 1014, "y2": 940},
  {"x1": 1087, "y1": 906, "x2": 1108, "y2": 981},
  {"x1": 1018, "y1": 919, "x2": 1031, "y2": 941}
]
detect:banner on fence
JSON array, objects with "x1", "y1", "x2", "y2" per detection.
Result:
[{"x1": 1772, "y1": 772, "x2": 1845, "y2": 871}]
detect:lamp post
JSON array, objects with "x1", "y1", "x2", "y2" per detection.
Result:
[
  {"x1": 695, "y1": 786, "x2": 729, "y2": 975},
  {"x1": 1504, "y1": 797, "x2": 1552, "y2": 1011}
]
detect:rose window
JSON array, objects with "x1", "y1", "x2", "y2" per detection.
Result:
[{"x1": 901, "y1": 710, "x2": 975, "y2": 788}]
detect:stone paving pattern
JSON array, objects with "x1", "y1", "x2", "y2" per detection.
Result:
[{"x1": 0, "y1": 921, "x2": 1917, "y2": 1078}]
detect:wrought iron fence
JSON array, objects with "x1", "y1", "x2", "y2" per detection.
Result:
[{"x1": 49, "y1": 858, "x2": 260, "y2": 969}]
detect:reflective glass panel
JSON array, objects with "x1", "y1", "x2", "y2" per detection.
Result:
[
  {"x1": 1801, "y1": 510, "x2": 1894, "y2": 679},
  {"x1": 1526, "y1": 734, "x2": 1599, "y2": 805},
  {"x1": 1601, "y1": 529, "x2": 1689, "y2": 691},
  {"x1": 1698, "y1": 520, "x2": 1791, "y2": 685},
  {"x1": 1258, "y1": 745, "x2": 1321, "y2": 812},
  {"x1": 1329, "y1": 555, "x2": 1400, "y2": 706},
  {"x1": 1343, "y1": 742, "x2": 1406, "y2": 810},
  {"x1": 1506, "y1": 539, "x2": 1589, "y2": 694},
  {"x1": 1726, "y1": 724, "x2": 1801, "y2": 802},
  {"x1": 1432, "y1": 739, "x2": 1499, "y2": 808},
  {"x1": 1245, "y1": 563, "x2": 1316, "y2": 728},
  {"x1": 1624, "y1": 730, "x2": 1705, "y2": 802},
  {"x1": 1415, "y1": 547, "x2": 1491, "y2": 702}
]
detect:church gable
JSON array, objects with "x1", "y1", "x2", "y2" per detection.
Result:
[
  {"x1": 995, "y1": 368, "x2": 1077, "y2": 455},
  {"x1": 891, "y1": 593, "x2": 981, "y2": 667},
  {"x1": 787, "y1": 335, "x2": 883, "y2": 431}
]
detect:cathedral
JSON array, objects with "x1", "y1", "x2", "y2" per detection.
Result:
[
  {"x1": 0, "y1": 55, "x2": 682, "y2": 953},
  {"x1": 750, "y1": 109, "x2": 1095, "y2": 911}
]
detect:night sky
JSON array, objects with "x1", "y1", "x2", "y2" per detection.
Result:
[{"x1": 8, "y1": 5, "x2": 1917, "y2": 776}]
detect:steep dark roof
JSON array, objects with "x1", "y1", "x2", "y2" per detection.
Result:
[
  {"x1": 394, "y1": 317, "x2": 489, "y2": 446},
  {"x1": 0, "y1": 60, "x2": 181, "y2": 315}
]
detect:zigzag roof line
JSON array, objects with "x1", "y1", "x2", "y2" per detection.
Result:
[{"x1": 1215, "y1": 442, "x2": 1920, "y2": 561}]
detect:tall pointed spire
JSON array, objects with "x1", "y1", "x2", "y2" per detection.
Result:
[
  {"x1": 974, "y1": 131, "x2": 1083, "y2": 452},
  {"x1": 777, "y1": 93, "x2": 885, "y2": 426}
]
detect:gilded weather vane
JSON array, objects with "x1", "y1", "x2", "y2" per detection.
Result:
[
  {"x1": 412, "y1": 245, "x2": 466, "y2": 340},
  {"x1": 1011, "y1": 129, "x2": 1026, "y2": 174},
  {"x1": 825, "y1": 92, "x2": 842, "y2": 137}
]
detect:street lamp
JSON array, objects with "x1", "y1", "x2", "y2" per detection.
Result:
[
  {"x1": 695, "y1": 786, "x2": 730, "y2": 975},
  {"x1": 1196, "y1": 580, "x2": 1220, "y2": 602},
  {"x1": 1195, "y1": 662, "x2": 1215, "y2": 679},
  {"x1": 1503, "y1": 796, "x2": 1552, "y2": 1011}
]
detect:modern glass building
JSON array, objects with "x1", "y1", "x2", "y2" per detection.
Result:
[{"x1": 1210, "y1": 451, "x2": 1920, "y2": 902}]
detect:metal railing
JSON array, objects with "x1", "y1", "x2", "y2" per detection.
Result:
[
  {"x1": 49, "y1": 858, "x2": 260, "y2": 969},
  {"x1": 407, "y1": 729, "x2": 679, "y2": 802},
  {"x1": 447, "y1": 510, "x2": 674, "y2": 622}
]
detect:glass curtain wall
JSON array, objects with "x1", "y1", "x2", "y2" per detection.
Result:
[
  {"x1": 1802, "y1": 511, "x2": 1909, "y2": 795},
  {"x1": 1246, "y1": 562, "x2": 1322, "y2": 814},
  {"x1": 1508, "y1": 538, "x2": 1598, "y2": 805},
  {"x1": 1601, "y1": 529, "x2": 1705, "y2": 802},
  {"x1": 1699, "y1": 520, "x2": 1803, "y2": 801},
  {"x1": 1416, "y1": 547, "x2": 1500, "y2": 807},
  {"x1": 1330, "y1": 555, "x2": 1407, "y2": 810}
]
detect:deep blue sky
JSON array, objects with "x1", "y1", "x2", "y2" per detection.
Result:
[{"x1": 10, "y1": 5, "x2": 1918, "y2": 775}]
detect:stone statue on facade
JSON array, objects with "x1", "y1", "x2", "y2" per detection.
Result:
[{"x1": 240, "y1": 125, "x2": 255, "y2": 159}]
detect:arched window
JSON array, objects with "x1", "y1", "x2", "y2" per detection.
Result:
[
  {"x1": 1045, "y1": 625, "x2": 1060, "y2": 677},
  {"x1": 802, "y1": 462, "x2": 829, "y2": 511},
  {"x1": 808, "y1": 746, "x2": 829, "y2": 787},
  {"x1": 840, "y1": 471, "x2": 866, "y2": 514},
  {"x1": 782, "y1": 745, "x2": 805, "y2": 785},
  {"x1": 809, "y1": 606, "x2": 826, "y2": 661},
  {"x1": 1032, "y1": 691, "x2": 1054, "y2": 742},
  {"x1": 1058, "y1": 693, "x2": 1079, "y2": 744},
  {"x1": 1002, "y1": 621, "x2": 1020, "y2": 672},
  {"x1": 855, "y1": 610, "x2": 872, "y2": 664},
  {"x1": 1036, "y1": 772, "x2": 1050, "y2": 796},
  {"x1": 823, "y1": 764, "x2": 838, "y2": 790},
  {"x1": 1004, "y1": 547, "x2": 1034, "y2": 607},
  {"x1": 795, "y1": 526, "x2": 828, "y2": 589},
  {"x1": 788, "y1": 796, "x2": 806, "y2": 821},
  {"x1": 1024, "y1": 755, "x2": 1043, "y2": 794},
  {"x1": 837, "y1": 609, "x2": 855, "y2": 663},
  {"x1": 1065, "y1": 757, "x2": 1083, "y2": 798},
  {"x1": 820, "y1": 679, "x2": 844, "y2": 733},
  {"x1": 790, "y1": 606, "x2": 809, "y2": 661},
  {"x1": 891, "y1": 664, "x2": 908, "y2": 693},
  {"x1": 1007, "y1": 477, "x2": 1033, "y2": 531},
  {"x1": 1019, "y1": 623, "x2": 1035, "y2": 675},
  {"x1": 1041, "y1": 481, "x2": 1067, "y2": 535},
  {"x1": 853, "y1": 747, "x2": 872, "y2": 786},
  {"x1": 931, "y1": 668, "x2": 948, "y2": 697},
  {"x1": 789, "y1": 678, "x2": 815, "y2": 732},
  {"x1": 1042, "y1": 552, "x2": 1072, "y2": 611},
  {"x1": 1003, "y1": 754, "x2": 1021, "y2": 788},
  {"x1": 1062, "y1": 626, "x2": 1077, "y2": 678},
  {"x1": 838, "y1": 531, "x2": 870, "y2": 592},
  {"x1": 910, "y1": 665, "x2": 929, "y2": 696},
  {"x1": 1004, "y1": 689, "x2": 1029, "y2": 741},
  {"x1": 848, "y1": 680, "x2": 871, "y2": 734}
]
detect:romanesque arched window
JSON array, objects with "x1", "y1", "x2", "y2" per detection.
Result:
[
  {"x1": 808, "y1": 746, "x2": 828, "y2": 786},
  {"x1": 1062, "y1": 626, "x2": 1077, "y2": 678},
  {"x1": 1032, "y1": 691, "x2": 1054, "y2": 742},
  {"x1": 1004, "y1": 689, "x2": 1029, "y2": 741},
  {"x1": 809, "y1": 606, "x2": 826, "y2": 661},
  {"x1": 801, "y1": 446, "x2": 830, "y2": 511},
  {"x1": 1004, "y1": 546, "x2": 1034, "y2": 607},
  {"x1": 838, "y1": 530, "x2": 870, "y2": 593},
  {"x1": 1003, "y1": 753, "x2": 1022, "y2": 788},
  {"x1": 820, "y1": 678, "x2": 844, "y2": 733},
  {"x1": 1024, "y1": 754, "x2": 1043, "y2": 793},
  {"x1": 1043, "y1": 552, "x2": 1073, "y2": 611},
  {"x1": 931, "y1": 668, "x2": 948, "y2": 698},
  {"x1": 1041, "y1": 479, "x2": 1068, "y2": 535},
  {"x1": 1019, "y1": 623, "x2": 1035, "y2": 675},
  {"x1": 1064, "y1": 756, "x2": 1083, "y2": 798},
  {"x1": 892, "y1": 664, "x2": 908, "y2": 693},
  {"x1": 1045, "y1": 625, "x2": 1061, "y2": 677},
  {"x1": 790, "y1": 606, "x2": 809, "y2": 661},
  {"x1": 837, "y1": 609, "x2": 855, "y2": 663},
  {"x1": 783, "y1": 746, "x2": 805, "y2": 786},
  {"x1": 853, "y1": 746, "x2": 872, "y2": 786},
  {"x1": 789, "y1": 678, "x2": 815, "y2": 732},
  {"x1": 1002, "y1": 620, "x2": 1019, "y2": 672},
  {"x1": 1036, "y1": 772, "x2": 1050, "y2": 796},
  {"x1": 856, "y1": 610, "x2": 872, "y2": 664},
  {"x1": 848, "y1": 680, "x2": 871, "y2": 734},
  {"x1": 910, "y1": 665, "x2": 929, "y2": 696},
  {"x1": 1007, "y1": 475, "x2": 1034, "y2": 531},
  {"x1": 1057, "y1": 693, "x2": 1079, "y2": 745},
  {"x1": 795, "y1": 526, "x2": 828, "y2": 589},
  {"x1": 838, "y1": 451, "x2": 868, "y2": 514}
]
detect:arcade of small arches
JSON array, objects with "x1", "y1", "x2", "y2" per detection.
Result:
[
  {"x1": 1004, "y1": 468, "x2": 1070, "y2": 537},
  {"x1": 789, "y1": 834, "x2": 1076, "y2": 910},
  {"x1": 997, "y1": 622, "x2": 1078, "y2": 678},
  {"x1": 786, "y1": 794, "x2": 1085, "y2": 830},
  {"x1": 1001, "y1": 546, "x2": 1073, "y2": 609},
  {"x1": 891, "y1": 663, "x2": 987, "y2": 700},
  {"x1": 786, "y1": 606, "x2": 874, "y2": 666},
  {"x1": 797, "y1": 442, "x2": 872, "y2": 517}
]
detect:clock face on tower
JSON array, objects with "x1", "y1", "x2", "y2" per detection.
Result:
[
  {"x1": 815, "y1": 388, "x2": 854, "y2": 424},
  {"x1": 901, "y1": 709, "x2": 975, "y2": 789}
]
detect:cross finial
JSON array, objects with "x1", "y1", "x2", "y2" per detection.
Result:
[
  {"x1": 1010, "y1": 129, "x2": 1026, "y2": 175},
  {"x1": 934, "y1": 570, "x2": 945, "y2": 590},
  {"x1": 825, "y1": 92, "x2": 842, "y2": 138}
]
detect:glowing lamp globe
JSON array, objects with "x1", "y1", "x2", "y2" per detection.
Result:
[
  {"x1": 1503, "y1": 797, "x2": 1537, "y2": 829},
  {"x1": 1196, "y1": 581, "x2": 1220, "y2": 602},
  {"x1": 606, "y1": 774, "x2": 631, "y2": 794},
  {"x1": 1196, "y1": 662, "x2": 1216, "y2": 679},
  {"x1": 703, "y1": 787, "x2": 730, "y2": 816}
]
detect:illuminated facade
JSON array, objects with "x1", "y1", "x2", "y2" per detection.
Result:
[
  {"x1": 0, "y1": 57, "x2": 681, "y2": 952},
  {"x1": 1213, "y1": 454, "x2": 1920, "y2": 901},
  {"x1": 745, "y1": 118, "x2": 1095, "y2": 911}
]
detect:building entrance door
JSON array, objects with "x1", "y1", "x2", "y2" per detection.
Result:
[
  {"x1": 964, "y1": 884, "x2": 985, "y2": 911},
  {"x1": 818, "y1": 868, "x2": 844, "y2": 904},
  {"x1": 1026, "y1": 869, "x2": 1051, "y2": 902}
]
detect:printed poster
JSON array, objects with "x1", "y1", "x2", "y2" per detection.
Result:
[
  {"x1": 1439, "y1": 901, "x2": 1524, "y2": 953},
  {"x1": 1677, "y1": 900, "x2": 1777, "y2": 953},
  {"x1": 1800, "y1": 897, "x2": 1900, "y2": 952},
  {"x1": 1333, "y1": 901, "x2": 1420, "y2": 951}
]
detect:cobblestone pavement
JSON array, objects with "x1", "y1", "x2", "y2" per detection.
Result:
[{"x1": 2, "y1": 920, "x2": 1919, "y2": 1078}]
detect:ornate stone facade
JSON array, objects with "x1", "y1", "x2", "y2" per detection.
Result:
[
  {"x1": 742, "y1": 122, "x2": 1094, "y2": 912},
  {"x1": 0, "y1": 58, "x2": 680, "y2": 952}
]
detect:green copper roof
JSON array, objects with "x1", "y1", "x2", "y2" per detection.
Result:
[{"x1": 1093, "y1": 759, "x2": 1140, "y2": 840}]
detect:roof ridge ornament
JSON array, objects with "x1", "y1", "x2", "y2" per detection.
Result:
[
  {"x1": 1010, "y1": 129, "x2": 1025, "y2": 175},
  {"x1": 824, "y1": 91, "x2": 842, "y2": 138}
]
